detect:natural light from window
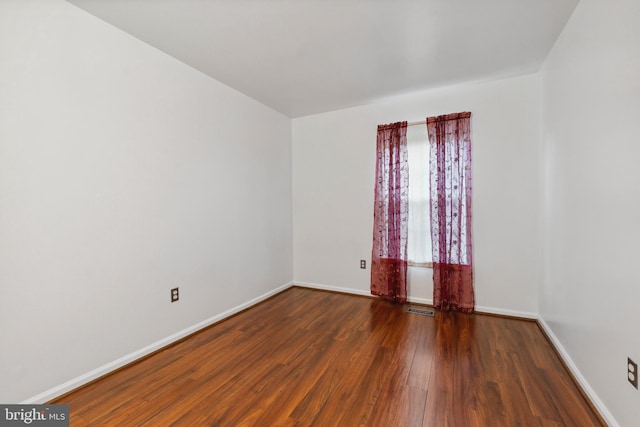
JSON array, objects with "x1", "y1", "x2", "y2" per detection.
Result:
[{"x1": 406, "y1": 124, "x2": 432, "y2": 266}]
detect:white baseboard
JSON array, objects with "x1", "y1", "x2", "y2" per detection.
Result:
[
  {"x1": 293, "y1": 281, "x2": 371, "y2": 297},
  {"x1": 537, "y1": 317, "x2": 617, "y2": 427},
  {"x1": 407, "y1": 296, "x2": 433, "y2": 305},
  {"x1": 293, "y1": 280, "x2": 432, "y2": 304},
  {"x1": 475, "y1": 305, "x2": 538, "y2": 320},
  {"x1": 294, "y1": 281, "x2": 538, "y2": 318},
  {"x1": 23, "y1": 282, "x2": 294, "y2": 404}
]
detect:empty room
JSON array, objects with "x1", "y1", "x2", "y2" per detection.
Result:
[{"x1": 1, "y1": 0, "x2": 638, "y2": 425}]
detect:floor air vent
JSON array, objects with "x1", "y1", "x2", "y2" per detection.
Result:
[{"x1": 407, "y1": 307, "x2": 435, "y2": 317}]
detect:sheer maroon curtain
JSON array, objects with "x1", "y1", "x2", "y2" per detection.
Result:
[
  {"x1": 371, "y1": 122, "x2": 408, "y2": 303},
  {"x1": 427, "y1": 112, "x2": 474, "y2": 312}
]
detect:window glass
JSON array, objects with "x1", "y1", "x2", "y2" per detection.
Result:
[{"x1": 406, "y1": 124, "x2": 432, "y2": 264}]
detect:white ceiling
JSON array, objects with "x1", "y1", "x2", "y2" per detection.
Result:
[{"x1": 67, "y1": 0, "x2": 579, "y2": 118}]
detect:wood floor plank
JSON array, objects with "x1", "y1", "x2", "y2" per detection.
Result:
[{"x1": 52, "y1": 287, "x2": 604, "y2": 426}]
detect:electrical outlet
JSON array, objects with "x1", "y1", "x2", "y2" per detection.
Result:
[
  {"x1": 360, "y1": 260, "x2": 366, "y2": 269},
  {"x1": 628, "y1": 358, "x2": 638, "y2": 389},
  {"x1": 171, "y1": 287, "x2": 179, "y2": 303}
]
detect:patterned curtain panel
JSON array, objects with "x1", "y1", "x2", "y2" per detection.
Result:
[
  {"x1": 427, "y1": 112, "x2": 474, "y2": 312},
  {"x1": 371, "y1": 121, "x2": 409, "y2": 303}
]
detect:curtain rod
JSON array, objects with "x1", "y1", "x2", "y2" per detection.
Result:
[{"x1": 407, "y1": 120, "x2": 424, "y2": 127}]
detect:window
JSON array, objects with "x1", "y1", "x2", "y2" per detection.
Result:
[{"x1": 406, "y1": 124, "x2": 432, "y2": 267}]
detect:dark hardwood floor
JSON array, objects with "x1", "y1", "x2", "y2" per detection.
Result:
[{"x1": 52, "y1": 287, "x2": 604, "y2": 426}]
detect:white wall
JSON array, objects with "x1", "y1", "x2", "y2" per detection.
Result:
[
  {"x1": 0, "y1": 0, "x2": 292, "y2": 403},
  {"x1": 292, "y1": 74, "x2": 540, "y2": 316},
  {"x1": 540, "y1": 0, "x2": 640, "y2": 425}
]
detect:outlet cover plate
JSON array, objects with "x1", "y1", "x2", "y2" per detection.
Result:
[
  {"x1": 628, "y1": 358, "x2": 638, "y2": 389},
  {"x1": 171, "y1": 287, "x2": 179, "y2": 303}
]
